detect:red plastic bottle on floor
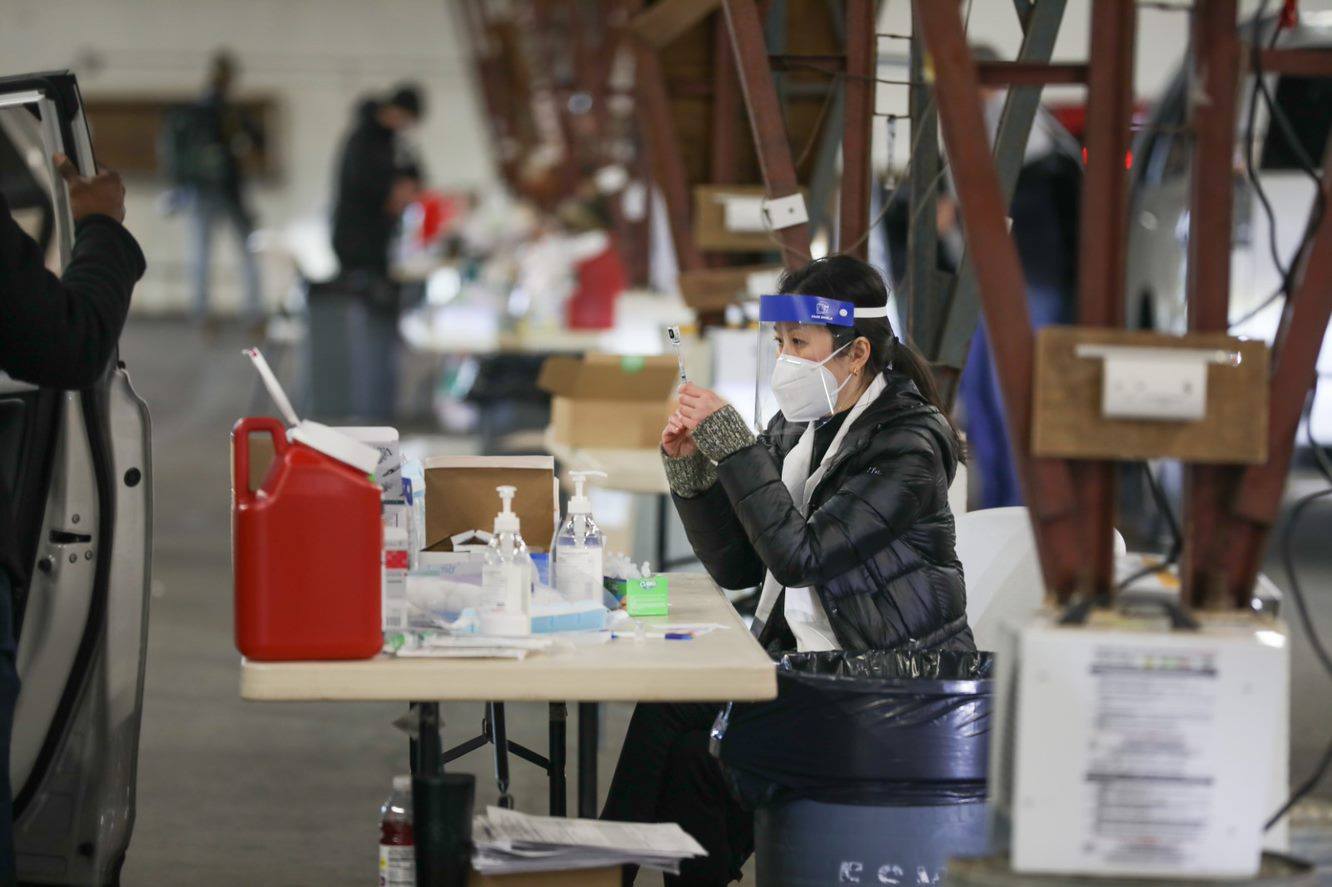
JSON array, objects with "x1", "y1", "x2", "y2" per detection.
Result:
[
  {"x1": 379, "y1": 776, "x2": 415, "y2": 887},
  {"x1": 232, "y1": 416, "x2": 383, "y2": 660}
]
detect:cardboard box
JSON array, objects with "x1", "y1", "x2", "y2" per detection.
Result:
[
  {"x1": 424, "y1": 456, "x2": 558, "y2": 553},
  {"x1": 678, "y1": 263, "x2": 782, "y2": 313},
  {"x1": 539, "y1": 354, "x2": 678, "y2": 450},
  {"x1": 999, "y1": 611, "x2": 1289, "y2": 879},
  {"x1": 469, "y1": 867, "x2": 620, "y2": 886}
]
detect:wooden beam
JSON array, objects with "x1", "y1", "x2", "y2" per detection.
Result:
[
  {"x1": 1213, "y1": 141, "x2": 1332, "y2": 603},
  {"x1": 630, "y1": 0, "x2": 723, "y2": 48},
  {"x1": 1182, "y1": 0, "x2": 1242, "y2": 609},
  {"x1": 975, "y1": 61, "x2": 1088, "y2": 86},
  {"x1": 913, "y1": 0, "x2": 1087, "y2": 601},
  {"x1": 1257, "y1": 47, "x2": 1332, "y2": 78},
  {"x1": 839, "y1": 0, "x2": 876, "y2": 260},
  {"x1": 721, "y1": 0, "x2": 812, "y2": 269},
  {"x1": 1076, "y1": 0, "x2": 1136, "y2": 599}
]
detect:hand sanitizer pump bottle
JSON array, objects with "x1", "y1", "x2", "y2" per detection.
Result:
[
  {"x1": 480, "y1": 485, "x2": 532, "y2": 636},
  {"x1": 555, "y1": 470, "x2": 607, "y2": 605}
]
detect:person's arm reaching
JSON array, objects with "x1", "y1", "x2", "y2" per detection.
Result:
[{"x1": 0, "y1": 156, "x2": 144, "y2": 389}]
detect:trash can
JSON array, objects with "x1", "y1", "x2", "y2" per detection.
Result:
[{"x1": 714, "y1": 650, "x2": 995, "y2": 887}]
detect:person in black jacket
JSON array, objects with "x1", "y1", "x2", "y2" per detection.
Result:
[
  {"x1": 0, "y1": 154, "x2": 145, "y2": 882},
  {"x1": 602, "y1": 256, "x2": 972, "y2": 885},
  {"x1": 331, "y1": 85, "x2": 424, "y2": 279},
  {"x1": 329, "y1": 84, "x2": 424, "y2": 420}
]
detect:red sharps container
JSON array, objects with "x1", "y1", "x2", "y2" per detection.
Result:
[{"x1": 233, "y1": 416, "x2": 383, "y2": 660}]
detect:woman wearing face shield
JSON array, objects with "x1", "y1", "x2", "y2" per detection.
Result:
[{"x1": 601, "y1": 255, "x2": 973, "y2": 886}]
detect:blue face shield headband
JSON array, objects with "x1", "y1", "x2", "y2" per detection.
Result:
[
  {"x1": 756, "y1": 294, "x2": 892, "y2": 426},
  {"x1": 758, "y1": 293, "x2": 890, "y2": 325}
]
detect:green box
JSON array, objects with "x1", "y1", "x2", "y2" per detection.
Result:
[{"x1": 626, "y1": 575, "x2": 669, "y2": 617}]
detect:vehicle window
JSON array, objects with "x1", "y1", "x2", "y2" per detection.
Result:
[
  {"x1": 1260, "y1": 76, "x2": 1332, "y2": 171},
  {"x1": 0, "y1": 109, "x2": 56, "y2": 261}
]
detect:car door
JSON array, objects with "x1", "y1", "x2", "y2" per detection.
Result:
[{"x1": 0, "y1": 71, "x2": 152, "y2": 887}]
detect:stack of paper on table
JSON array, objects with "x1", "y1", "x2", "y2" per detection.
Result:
[{"x1": 472, "y1": 807, "x2": 706, "y2": 875}]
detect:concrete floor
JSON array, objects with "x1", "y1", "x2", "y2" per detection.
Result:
[{"x1": 114, "y1": 318, "x2": 1332, "y2": 885}]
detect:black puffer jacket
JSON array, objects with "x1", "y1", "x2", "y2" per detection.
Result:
[{"x1": 673, "y1": 372, "x2": 973, "y2": 653}]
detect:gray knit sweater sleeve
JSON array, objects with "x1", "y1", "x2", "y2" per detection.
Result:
[
  {"x1": 661, "y1": 450, "x2": 719, "y2": 498},
  {"x1": 691, "y1": 404, "x2": 757, "y2": 463}
]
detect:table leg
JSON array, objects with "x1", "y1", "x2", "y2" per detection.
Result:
[
  {"x1": 549, "y1": 703, "x2": 567, "y2": 816},
  {"x1": 417, "y1": 702, "x2": 442, "y2": 776},
  {"x1": 412, "y1": 701, "x2": 443, "y2": 887},
  {"x1": 487, "y1": 702, "x2": 514, "y2": 809},
  {"x1": 655, "y1": 493, "x2": 670, "y2": 572},
  {"x1": 578, "y1": 702, "x2": 599, "y2": 819}
]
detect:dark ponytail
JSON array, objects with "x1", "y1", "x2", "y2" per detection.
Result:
[{"x1": 776, "y1": 255, "x2": 963, "y2": 452}]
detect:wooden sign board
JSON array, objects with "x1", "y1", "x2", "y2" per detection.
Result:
[
  {"x1": 1032, "y1": 327, "x2": 1269, "y2": 464},
  {"x1": 694, "y1": 185, "x2": 802, "y2": 252}
]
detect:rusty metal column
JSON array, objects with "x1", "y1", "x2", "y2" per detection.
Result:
[
  {"x1": 711, "y1": 11, "x2": 743, "y2": 185},
  {"x1": 633, "y1": 37, "x2": 706, "y2": 272},
  {"x1": 913, "y1": 0, "x2": 1086, "y2": 600},
  {"x1": 1076, "y1": 0, "x2": 1136, "y2": 598},
  {"x1": 839, "y1": 0, "x2": 876, "y2": 260},
  {"x1": 1182, "y1": 0, "x2": 1241, "y2": 608},
  {"x1": 1216, "y1": 140, "x2": 1332, "y2": 603},
  {"x1": 722, "y1": 0, "x2": 812, "y2": 268}
]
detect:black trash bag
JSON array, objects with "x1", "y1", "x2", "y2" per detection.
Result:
[{"x1": 714, "y1": 650, "x2": 995, "y2": 809}]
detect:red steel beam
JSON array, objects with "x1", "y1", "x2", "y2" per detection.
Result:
[
  {"x1": 975, "y1": 61, "x2": 1089, "y2": 86},
  {"x1": 1182, "y1": 0, "x2": 1242, "y2": 609},
  {"x1": 839, "y1": 0, "x2": 876, "y2": 260},
  {"x1": 768, "y1": 54, "x2": 847, "y2": 74},
  {"x1": 711, "y1": 12, "x2": 744, "y2": 185},
  {"x1": 1076, "y1": 0, "x2": 1136, "y2": 598},
  {"x1": 1257, "y1": 47, "x2": 1332, "y2": 78},
  {"x1": 913, "y1": 0, "x2": 1087, "y2": 600},
  {"x1": 633, "y1": 34, "x2": 706, "y2": 272},
  {"x1": 1213, "y1": 142, "x2": 1332, "y2": 603},
  {"x1": 721, "y1": 0, "x2": 812, "y2": 269}
]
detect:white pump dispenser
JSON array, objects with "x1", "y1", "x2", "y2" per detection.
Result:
[
  {"x1": 555, "y1": 471, "x2": 608, "y2": 605},
  {"x1": 480, "y1": 485, "x2": 532, "y2": 635}
]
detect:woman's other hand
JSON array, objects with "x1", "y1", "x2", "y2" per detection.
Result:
[
  {"x1": 676, "y1": 383, "x2": 727, "y2": 430},
  {"x1": 661, "y1": 411, "x2": 698, "y2": 458}
]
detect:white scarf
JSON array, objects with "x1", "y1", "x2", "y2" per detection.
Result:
[{"x1": 754, "y1": 373, "x2": 888, "y2": 652}]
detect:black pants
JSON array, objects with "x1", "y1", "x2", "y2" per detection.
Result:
[{"x1": 602, "y1": 703, "x2": 753, "y2": 886}]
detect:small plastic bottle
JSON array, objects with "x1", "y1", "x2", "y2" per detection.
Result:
[
  {"x1": 480, "y1": 485, "x2": 533, "y2": 635},
  {"x1": 555, "y1": 470, "x2": 607, "y2": 604},
  {"x1": 378, "y1": 775, "x2": 414, "y2": 887}
]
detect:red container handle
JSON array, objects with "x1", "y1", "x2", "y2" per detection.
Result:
[{"x1": 233, "y1": 416, "x2": 287, "y2": 505}]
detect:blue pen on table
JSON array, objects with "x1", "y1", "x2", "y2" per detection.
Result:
[{"x1": 610, "y1": 630, "x2": 694, "y2": 640}]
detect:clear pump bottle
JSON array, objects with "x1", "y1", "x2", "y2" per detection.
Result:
[
  {"x1": 481, "y1": 485, "x2": 532, "y2": 636},
  {"x1": 555, "y1": 470, "x2": 607, "y2": 605}
]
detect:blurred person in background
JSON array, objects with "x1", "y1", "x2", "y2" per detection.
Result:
[
  {"x1": 1, "y1": 155, "x2": 144, "y2": 883},
  {"x1": 883, "y1": 45, "x2": 1081, "y2": 509},
  {"x1": 162, "y1": 50, "x2": 265, "y2": 333},
  {"x1": 330, "y1": 84, "x2": 425, "y2": 420}
]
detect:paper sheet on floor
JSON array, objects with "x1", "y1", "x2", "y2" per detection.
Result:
[{"x1": 472, "y1": 806, "x2": 706, "y2": 875}]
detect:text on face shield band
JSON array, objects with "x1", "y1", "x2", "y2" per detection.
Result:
[{"x1": 758, "y1": 294, "x2": 856, "y2": 327}]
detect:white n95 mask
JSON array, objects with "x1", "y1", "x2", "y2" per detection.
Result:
[{"x1": 770, "y1": 341, "x2": 853, "y2": 424}]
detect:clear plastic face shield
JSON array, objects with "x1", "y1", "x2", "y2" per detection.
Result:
[{"x1": 755, "y1": 294, "x2": 886, "y2": 429}]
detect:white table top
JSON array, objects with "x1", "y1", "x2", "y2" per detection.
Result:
[
  {"x1": 240, "y1": 573, "x2": 775, "y2": 703},
  {"x1": 544, "y1": 434, "x2": 670, "y2": 496}
]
